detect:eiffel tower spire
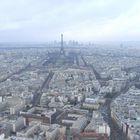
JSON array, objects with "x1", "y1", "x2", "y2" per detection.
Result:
[{"x1": 60, "y1": 34, "x2": 65, "y2": 55}]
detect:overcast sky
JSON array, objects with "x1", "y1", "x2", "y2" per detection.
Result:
[{"x1": 0, "y1": 0, "x2": 140, "y2": 42}]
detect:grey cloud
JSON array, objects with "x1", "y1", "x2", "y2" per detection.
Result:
[{"x1": 0, "y1": 0, "x2": 139, "y2": 42}]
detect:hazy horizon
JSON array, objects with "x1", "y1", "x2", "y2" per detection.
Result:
[{"x1": 0, "y1": 0, "x2": 140, "y2": 42}]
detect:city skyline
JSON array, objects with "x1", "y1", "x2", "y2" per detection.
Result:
[{"x1": 0, "y1": 1, "x2": 140, "y2": 140}]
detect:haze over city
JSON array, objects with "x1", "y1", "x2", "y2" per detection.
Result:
[
  {"x1": 0, "y1": 1, "x2": 140, "y2": 140},
  {"x1": 0, "y1": 0, "x2": 140, "y2": 42}
]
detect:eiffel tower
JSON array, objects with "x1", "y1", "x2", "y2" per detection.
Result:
[{"x1": 60, "y1": 34, "x2": 65, "y2": 55}]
